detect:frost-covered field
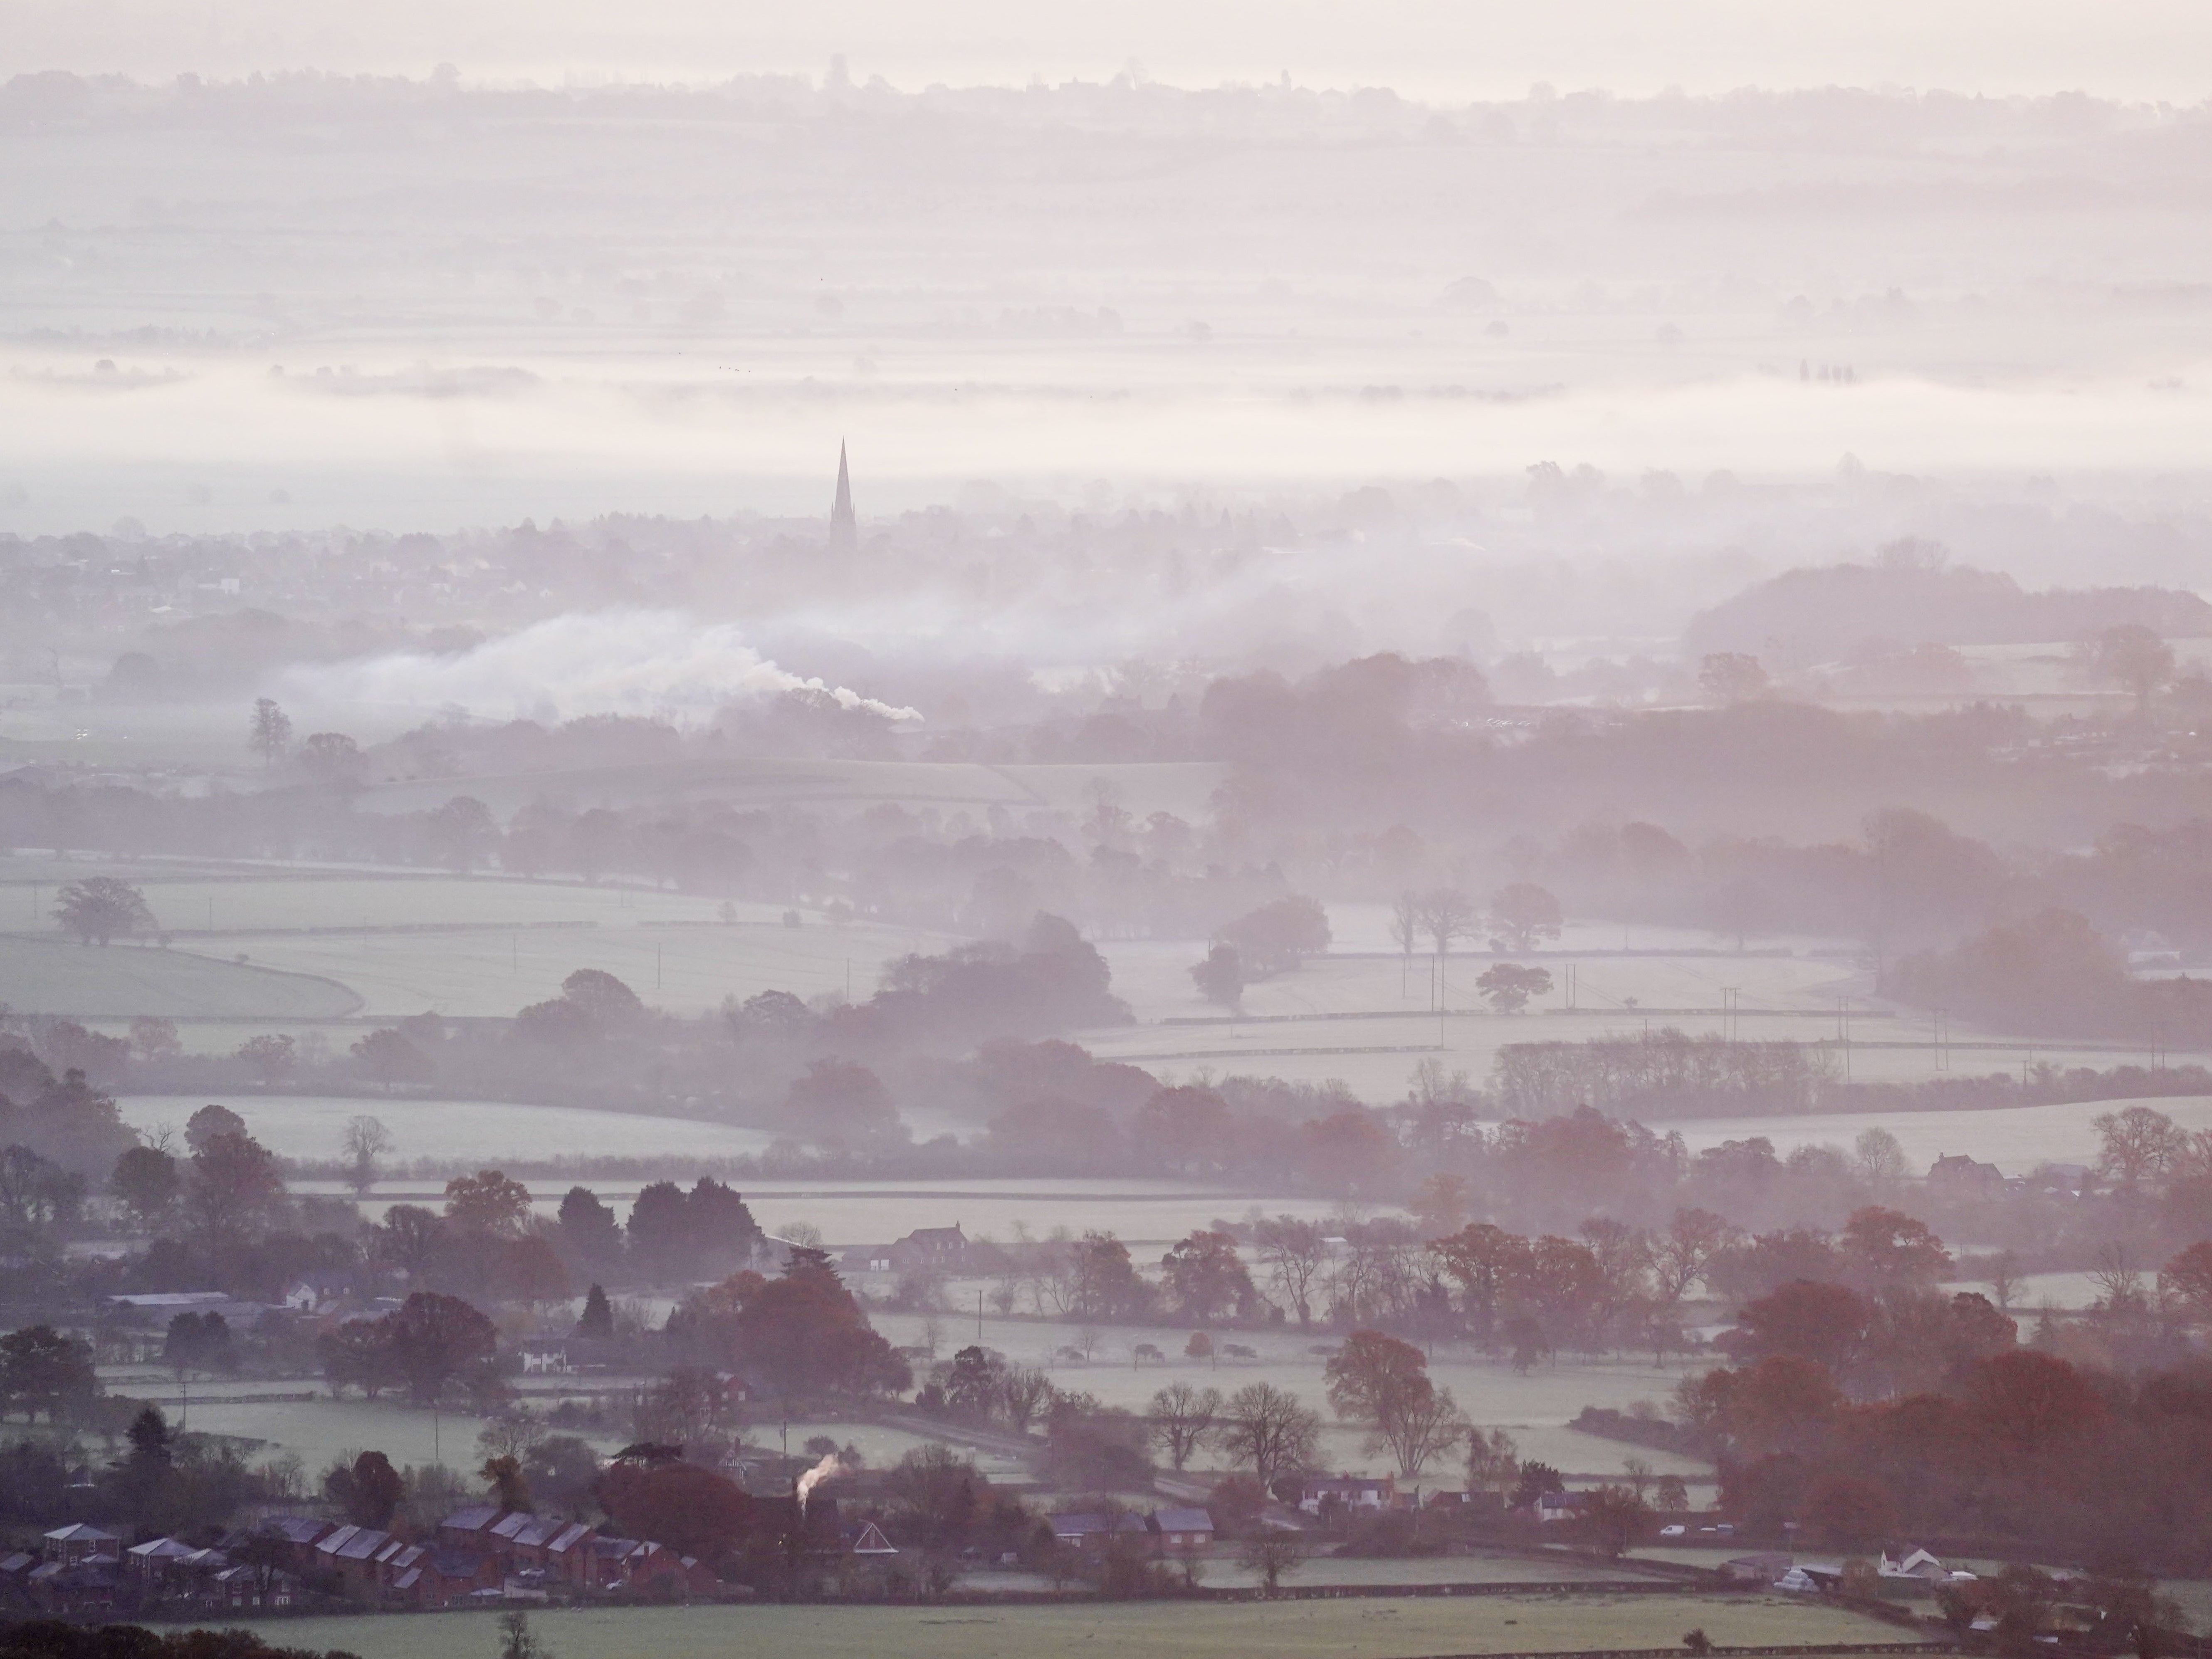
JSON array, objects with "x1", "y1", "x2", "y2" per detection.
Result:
[
  {"x1": 117, "y1": 1094, "x2": 776, "y2": 1165},
  {"x1": 1667, "y1": 1095, "x2": 2212, "y2": 1175}
]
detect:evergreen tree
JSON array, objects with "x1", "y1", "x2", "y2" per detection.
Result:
[{"x1": 576, "y1": 1283, "x2": 615, "y2": 1340}]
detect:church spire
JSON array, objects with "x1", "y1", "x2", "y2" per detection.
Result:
[{"x1": 829, "y1": 440, "x2": 857, "y2": 554}]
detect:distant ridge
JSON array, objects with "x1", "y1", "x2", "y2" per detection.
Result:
[{"x1": 1685, "y1": 554, "x2": 2212, "y2": 663}]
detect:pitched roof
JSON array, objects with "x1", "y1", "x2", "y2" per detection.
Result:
[
  {"x1": 441, "y1": 1505, "x2": 504, "y2": 1532},
  {"x1": 261, "y1": 1516, "x2": 332, "y2": 1544},
  {"x1": 489, "y1": 1511, "x2": 535, "y2": 1541},
  {"x1": 547, "y1": 1523, "x2": 594, "y2": 1555},
  {"x1": 334, "y1": 1528, "x2": 391, "y2": 1561},
  {"x1": 314, "y1": 1525, "x2": 361, "y2": 1556},
  {"x1": 1149, "y1": 1508, "x2": 1214, "y2": 1533},
  {"x1": 128, "y1": 1538, "x2": 199, "y2": 1562},
  {"x1": 44, "y1": 1524, "x2": 119, "y2": 1543},
  {"x1": 1050, "y1": 1513, "x2": 1146, "y2": 1537}
]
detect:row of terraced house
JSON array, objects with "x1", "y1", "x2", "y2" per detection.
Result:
[
  {"x1": 2, "y1": 1506, "x2": 717, "y2": 1618},
  {"x1": 263, "y1": 1505, "x2": 718, "y2": 1606}
]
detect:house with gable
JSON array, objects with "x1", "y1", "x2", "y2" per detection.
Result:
[
  {"x1": 846, "y1": 1224, "x2": 971, "y2": 1277},
  {"x1": 1147, "y1": 1508, "x2": 1215, "y2": 1550}
]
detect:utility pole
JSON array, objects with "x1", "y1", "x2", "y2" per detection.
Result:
[{"x1": 977, "y1": 1288, "x2": 984, "y2": 1342}]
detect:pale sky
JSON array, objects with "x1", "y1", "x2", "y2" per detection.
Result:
[{"x1": 5, "y1": 0, "x2": 2210, "y2": 100}]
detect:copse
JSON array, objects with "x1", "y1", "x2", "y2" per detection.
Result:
[
  {"x1": 1668, "y1": 1340, "x2": 2212, "y2": 1564},
  {"x1": 1214, "y1": 895, "x2": 1331, "y2": 977},
  {"x1": 662, "y1": 1245, "x2": 910, "y2": 1405},
  {"x1": 52, "y1": 877, "x2": 157, "y2": 946},
  {"x1": 316, "y1": 1290, "x2": 499, "y2": 1405}
]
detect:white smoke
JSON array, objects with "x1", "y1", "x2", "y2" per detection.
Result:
[
  {"x1": 280, "y1": 609, "x2": 921, "y2": 726},
  {"x1": 793, "y1": 1450, "x2": 848, "y2": 1512}
]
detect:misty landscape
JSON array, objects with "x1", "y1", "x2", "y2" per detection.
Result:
[{"x1": 6, "y1": 7, "x2": 2212, "y2": 1659}]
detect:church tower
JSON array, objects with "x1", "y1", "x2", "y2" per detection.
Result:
[{"x1": 829, "y1": 441, "x2": 858, "y2": 554}]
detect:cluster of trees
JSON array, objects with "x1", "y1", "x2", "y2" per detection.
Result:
[
  {"x1": 1680, "y1": 1338, "x2": 2212, "y2": 1567},
  {"x1": 0, "y1": 1325, "x2": 99, "y2": 1422},
  {"x1": 660, "y1": 1247, "x2": 912, "y2": 1406},
  {"x1": 1189, "y1": 894, "x2": 1334, "y2": 1007},
  {"x1": 1891, "y1": 907, "x2": 2212, "y2": 1045},
  {"x1": 1493, "y1": 1029, "x2": 1828, "y2": 1118},
  {"x1": 0, "y1": 1043, "x2": 138, "y2": 1179},
  {"x1": 315, "y1": 1290, "x2": 502, "y2": 1405}
]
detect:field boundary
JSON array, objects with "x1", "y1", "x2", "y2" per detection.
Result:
[
  {"x1": 1182, "y1": 1580, "x2": 1704, "y2": 1601},
  {"x1": 1392, "y1": 1647, "x2": 1952, "y2": 1659},
  {"x1": 1113, "y1": 1043, "x2": 1446, "y2": 1061}
]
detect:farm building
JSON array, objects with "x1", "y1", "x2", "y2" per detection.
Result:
[
  {"x1": 845, "y1": 1224, "x2": 973, "y2": 1276},
  {"x1": 1147, "y1": 1508, "x2": 1215, "y2": 1548},
  {"x1": 1299, "y1": 1476, "x2": 1395, "y2": 1514}
]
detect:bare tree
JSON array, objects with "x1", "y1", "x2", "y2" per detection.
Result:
[
  {"x1": 1650, "y1": 1208, "x2": 1732, "y2": 1308},
  {"x1": 341, "y1": 1115, "x2": 393, "y2": 1199},
  {"x1": 1253, "y1": 1215, "x2": 1330, "y2": 1329},
  {"x1": 2094, "y1": 1105, "x2": 2187, "y2": 1187},
  {"x1": 1466, "y1": 1427, "x2": 1520, "y2": 1498},
  {"x1": 1982, "y1": 1250, "x2": 2023, "y2": 1311},
  {"x1": 1239, "y1": 1530, "x2": 1304, "y2": 1595},
  {"x1": 1389, "y1": 890, "x2": 1423, "y2": 994},
  {"x1": 1220, "y1": 1382, "x2": 1321, "y2": 1491},
  {"x1": 1374, "y1": 1382, "x2": 1469, "y2": 1479},
  {"x1": 2091, "y1": 1241, "x2": 2147, "y2": 1312},
  {"x1": 1417, "y1": 888, "x2": 1478, "y2": 963},
  {"x1": 997, "y1": 1366, "x2": 1054, "y2": 1434},
  {"x1": 1034, "y1": 1229, "x2": 1078, "y2": 1316},
  {"x1": 249, "y1": 697, "x2": 294, "y2": 766},
  {"x1": 1148, "y1": 1381, "x2": 1223, "y2": 1471},
  {"x1": 1853, "y1": 1127, "x2": 1910, "y2": 1192}
]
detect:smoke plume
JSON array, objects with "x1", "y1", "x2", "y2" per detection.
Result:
[
  {"x1": 280, "y1": 610, "x2": 922, "y2": 726},
  {"x1": 794, "y1": 1451, "x2": 848, "y2": 1512}
]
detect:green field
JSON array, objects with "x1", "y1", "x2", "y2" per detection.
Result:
[
  {"x1": 231, "y1": 1593, "x2": 1901, "y2": 1659},
  {"x1": 0, "y1": 933, "x2": 359, "y2": 1019}
]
